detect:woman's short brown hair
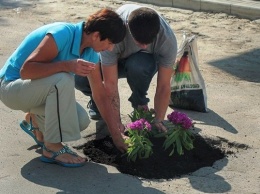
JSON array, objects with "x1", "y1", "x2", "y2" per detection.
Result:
[{"x1": 84, "y1": 8, "x2": 126, "y2": 44}]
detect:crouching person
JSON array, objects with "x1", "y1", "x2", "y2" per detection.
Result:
[{"x1": 0, "y1": 8, "x2": 126, "y2": 167}]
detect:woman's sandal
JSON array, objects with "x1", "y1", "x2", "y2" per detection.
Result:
[
  {"x1": 20, "y1": 119, "x2": 44, "y2": 147},
  {"x1": 40, "y1": 145, "x2": 85, "y2": 167}
]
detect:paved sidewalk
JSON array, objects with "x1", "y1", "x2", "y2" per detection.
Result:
[
  {"x1": 0, "y1": 0, "x2": 259, "y2": 194},
  {"x1": 133, "y1": 0, "x2": 260, "y2": 20}
]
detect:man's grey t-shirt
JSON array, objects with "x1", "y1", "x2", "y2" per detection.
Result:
[{"x1": 100, "y1": 4, "x2": 178, "y2": 68}]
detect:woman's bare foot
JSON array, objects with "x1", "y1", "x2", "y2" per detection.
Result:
[
  {"x1": 25, "y1": 113, "x2": 44, "y2": 143},
  {"x1": 43, "y1": 142, "x2": 85, "y2": 164}
]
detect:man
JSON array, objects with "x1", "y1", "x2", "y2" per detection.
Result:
[
  {"x1": 0, "y1": 8, "x2": 127, "y2": 167},
  {"x1": 75, "y1": 4, "x2": 177, "y2": 132}
]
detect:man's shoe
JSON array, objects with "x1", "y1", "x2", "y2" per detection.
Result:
[{"x1": 87, "y1": 98, "x2": 102, "y2": 120}]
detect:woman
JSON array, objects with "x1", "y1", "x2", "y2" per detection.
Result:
[{"x1": 0, "y1": 8, "x2": 126, "y2": 167}]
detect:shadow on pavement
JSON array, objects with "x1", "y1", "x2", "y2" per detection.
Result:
[
  {"x1": 208, "y1": 48, "x2": 260, "y2": 83},
  {"x1": 189, "y1": 158, "x2": 231, "y2": 193},
  {"x1": 21, "y1": 158, "x2": 165, "y2": 194},
  {"x1": 171, "y1": 108, "x2": 238, "y2": 134}
]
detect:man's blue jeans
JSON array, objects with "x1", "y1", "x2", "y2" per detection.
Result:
[{"x1": 75, "y1": 51, "x2": 158, "y2": 108}]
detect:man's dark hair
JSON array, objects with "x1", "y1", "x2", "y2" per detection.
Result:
[
  {"x1": 128, "y1": 7, "x2": 160, "y2": 44},
  {"x1": 84, "y1": 8, "x2": 126, "y2": 44}
]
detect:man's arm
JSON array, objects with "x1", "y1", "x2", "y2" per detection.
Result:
[
  {"x1": 101, "y1": 64, "x2": 124, "y2": 130},
  {"x1": 154, "y1": 65, "x2": 173, "y2": 131},
  {"x1": 87, "y1": 64, "x2": 127, "y2": 152}
]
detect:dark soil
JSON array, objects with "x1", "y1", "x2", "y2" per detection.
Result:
[{"x1": 78, "y1": 134, "x2": 248, "y2": 179}]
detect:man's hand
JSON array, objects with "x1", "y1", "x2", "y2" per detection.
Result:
[
  {"x1": 154, "y1": 120, "x2": 167, "y2": 133},
  {"x1": 119, "y1": 123, "x2": 126, "y2": 133},
  {"x1": 111, "y1": 133, "x2": 128, "y2": 153}
]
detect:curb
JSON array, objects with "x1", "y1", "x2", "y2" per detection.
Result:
[{"x1": 132, "y1": 0, "x2": 260, "y2": 20}]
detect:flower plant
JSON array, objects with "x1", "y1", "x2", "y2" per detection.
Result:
[
  {"x1": 157, "y1": 111, "x2": 194, "y2": 156},
  {"x1": 124, "y1": 118, "x2": 153, "y2": 162},
  {"x1": 124, "y1": 107, "x2": 194, "y2": 161},
  {"x1": 128, "y1": 105, "x2": 155, "y2": 123}
]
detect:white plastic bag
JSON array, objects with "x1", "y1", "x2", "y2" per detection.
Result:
[{"x1": 169, "y1": 33, "x2": 208, "y2": 112}]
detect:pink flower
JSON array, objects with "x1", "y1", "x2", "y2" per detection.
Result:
[
  {"x1": 167, "y1": 111, "x2": 192, "y2": 129},
  {"x1": 127, "y1": 118, "x2": 151, "y2": 131}
]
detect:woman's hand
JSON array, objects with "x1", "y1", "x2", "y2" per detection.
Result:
[{"x1": 71, "y1": 59, "x2": 96, "y2": 76}]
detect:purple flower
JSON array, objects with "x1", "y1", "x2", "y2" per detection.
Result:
[
  {"x1": 167, "y1": 111, "x2": 192, "y2": 129},
  {"x1": 144, "y1": 121, "x2": 152, "y2": 131}
]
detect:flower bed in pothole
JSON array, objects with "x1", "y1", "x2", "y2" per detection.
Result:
[{"x1": 76, "y1": 134, "x2": 248, "y2": 179}]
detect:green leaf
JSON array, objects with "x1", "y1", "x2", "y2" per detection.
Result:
[
  {"x1": 166, "y1": 128, "x2": 175, "y2": 135},
  {"x1": 182, "y1": 131, "x2": 187, "y2": 142},
  {"x1": 163, "y1": 130, "x2": 180, "y2": 149},
  {"x1": 131, "y1": 153, "x2": 137, "y2": 162},
  {"x1": 131, "y1": 137, "x2": 137, "y2": 142},
  {"x1": 143, "y1": 140, "x2": 153, "y2": 147},
  {"x1": 176, "y1": 138, "x2": 183, "y2": 155},
  {"x1": 185, "y1": 133, "x2": 194, "y2": 144},
  {"x1": 168, "y1": 129, "x2": 180, "y2": 139},
  {"x1": 125, "y1": 139, "x2": 131, "y2": 144},
  {"x1": 127, "y1": 147, "x2": 133, "y2": 153},
  {"x1": 181, "y1": 139, "x2": 192, "y2": 150},
  {"x1": 169, "y1": 144, "x2": 175, "y2": 156},
  {"x1": 143, "y1": 147, "x2": 152, "y2": 158},
  {"x1": 128, "y1": 147, "x2": 140, "y2": 161},
  {"x1": 153, "y1": 132, "x2": 167, "y2": 138},
  {"x1": 164, "y1": 135, "x2": 178, "y2": 150}
]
